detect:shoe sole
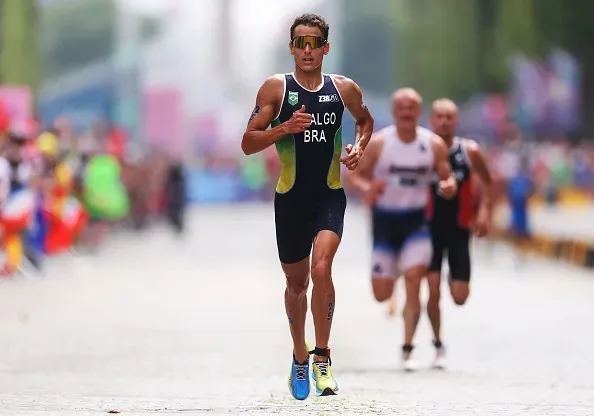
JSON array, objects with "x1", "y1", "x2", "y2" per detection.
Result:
[
  {"x1": 312, "y1": 374, "x2": 339, "y2": 396},
  {"x1": 319, "y1": 387, "x2": 337, "y2": 396}
]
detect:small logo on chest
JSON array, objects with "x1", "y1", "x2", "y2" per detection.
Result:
[
  {"x1": 319, "y1": 94, "x2": 340, "y2": 103},
  {"x1": 288, "y1": 91, "x2": 299, "y2": 106}
]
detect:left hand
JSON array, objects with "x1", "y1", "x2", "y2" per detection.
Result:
[
  {"x1": 473, "y1": 212, "x2": 490, "y2": 237},
  {"x1": 340, "y1": 144, "x2": 362, "y2": 171},
  {"x1": 438, "y1": 177, "x2": 457, "y2": 199}
]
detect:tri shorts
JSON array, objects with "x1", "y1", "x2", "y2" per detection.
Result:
[
  {"x1": 371, "y1": 208, "x2": 432, "y2": 279},
  {"x1": 428, "y1": 222, "x2": 471, "y2": 282},
  {"x1": 274, "y1": 189, "x2": 347, "y2": 264}
]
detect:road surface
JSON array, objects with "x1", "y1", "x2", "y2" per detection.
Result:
[{"x1": 0, "y1": 204, "x2": 593, "y2": 415}]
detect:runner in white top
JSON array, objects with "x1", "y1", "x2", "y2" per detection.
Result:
[{"x1": 347, "y1": 88, "x2": 456, "y2": 371}]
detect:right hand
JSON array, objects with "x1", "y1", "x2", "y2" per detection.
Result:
[
  {"x1": 283, "y1": 105, "x2": 312, "y2": 134},
  {"x1": 364, "y1": 179, "x2": 386, "y2": 206}
]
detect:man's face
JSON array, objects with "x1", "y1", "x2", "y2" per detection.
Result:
[
  {"x1": 393, "y1": 97, "x2": 421, "y2": 130},
  {"x1": 431, "y1": 107, "x2": 458, "y2": 139},
  {"x1": 290, "y1": 25, "x2": 329, "y2": 73}
]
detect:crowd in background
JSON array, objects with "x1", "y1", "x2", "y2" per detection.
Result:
[
  {"x1": 2, "y1": 110, "x2": 591, "y2": 276},
  {"x1": 0, "y1": 112, "x2": 187, "y2": 277},
  {"x1": 191, "y1": 131, "x2": 594, "y2": 208}
]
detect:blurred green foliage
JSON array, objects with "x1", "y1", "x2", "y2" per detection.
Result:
[
  {"x1": 0, "y1": 0, "x2": 40, "y2": 93},
  {"x1": 39, "y1": 0, "x2": 116, "y2": 80},
  {"x1": 341, "y1": 0, "x2": 594, "y2": 134}
]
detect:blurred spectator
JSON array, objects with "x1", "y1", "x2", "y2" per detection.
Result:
[
  {"x1": 507, "y1": 156, "x2": 535, "y2": 260},
  {"x1": 164, "y1": 160, "x2": 186, "y2": 235}
]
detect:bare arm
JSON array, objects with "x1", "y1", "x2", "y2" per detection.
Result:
[
  {"x1": 466, "y1": 140, "x2": 494, "y2": 217},
  {"x1": 241, "y1": 76, "x2": 286, "y2": 155},
  {"x1": 431, "y1": 135, "x2": 457, "y2": 198},
  {"x1": 345, "y1": 132, "x2": 383, "y2": 195},
  {"x1": 333, "y1": 75, "x2": 374, "y2": 152},
  {"x1": 431, "y1": 136, "x2": 453, "y2": 181}
]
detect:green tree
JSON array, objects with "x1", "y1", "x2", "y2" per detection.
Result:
[
  {"x1": 0, "y1": 0, "x2": 40, "y2": 92},
  {"x1": 40, "y1": 0, "x2": 116, "y2": 79},
  {"x1": 390, "y1": 0, "x2": 480, "y2": 103}
]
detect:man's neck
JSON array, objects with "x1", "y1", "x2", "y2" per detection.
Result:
[
  {"x1": 396, "y1": 125, "x2": 417, "y2": 143},
  {"x1": 294, "y1": 67, "x2": 323, "y2": 91},
  {"x1": 440, "y1": 134, "x2": 454, "y2": 149}
]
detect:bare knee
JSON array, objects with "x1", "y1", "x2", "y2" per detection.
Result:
[
  {"x1": 427, "y1": 287, "x2": 441, "y2": 310},
  {"x1": 372, "y1": 278, "x2": 395, "y2": 302},
  {"x1": 426, "y1": 273, "x2": 441, "y2": 308},
  {"x1": 283, "y1": 262, "x2": 310, "y2": 298},
  {"x1": 310, "y1": 257, "x2": 332, "y2": 286},
  {"x1": 450, "y1": 281, "x2": 470, "y2": 305},
  {"x1": 374, "y1": 291, "x2": 392, "y2": 303},
  {"x1": 404, "y1": 267, "x2": 425, "y2": 309},
  {"x1": 451, "y1": 293, "x2": 469, "y2": 306},
  {"x1": 285, "y1": 274, "x2": 309, "y2": 298}
]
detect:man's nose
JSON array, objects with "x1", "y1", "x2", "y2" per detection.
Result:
[{"x1": 304, "y1": 44, "x2": 313, "y2": 53}]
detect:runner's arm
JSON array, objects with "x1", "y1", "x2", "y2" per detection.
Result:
[
  {"x1": 241, "y1": 76, "x2": 286, "y2": 155},
  {"x1": 333, "y1": 76, "x2": 374, "y2": 152},
  {"x1": 431, "y1": 136, "x2": 454, "y2": 182},
  {"x1": 345, "y1": 132, "x2": 382, "y2": 195},
  {"x1": 466, "y1": 140, "x2": 494, "y2": 217}
]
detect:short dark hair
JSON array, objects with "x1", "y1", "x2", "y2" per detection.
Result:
[{"x1": 290, "y1": 13, "x2": 329, "y2": 40}]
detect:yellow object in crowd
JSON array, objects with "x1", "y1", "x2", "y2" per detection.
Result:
[
  {"x1": 4, "y1": 233, "x2": 23, "y2": 272},
  {"x1": 36, "y1": 132, "x2": 60, "y2": 157}
]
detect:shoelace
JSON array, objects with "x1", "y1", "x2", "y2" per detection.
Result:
[
  {"x1": 294, "y1": 364, "x2": 308, "y2": 381},
  {"x1": 315, "y1": 362, "x2": 329, "y2": 377}
]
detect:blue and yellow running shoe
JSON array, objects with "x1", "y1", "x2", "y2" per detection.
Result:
[
  {"x1": 288, "y1": 342, "x2": 312, "y2": 400},
  {"x1": 311, "y1": 347, "x2": 339, "y2": 396}
]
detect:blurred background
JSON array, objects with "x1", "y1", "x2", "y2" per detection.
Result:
[
  {"x1": 1, "y1": 0, "x2": 593, "y2": 269},
  {"x1": 2, "y1": 2, "x2": 594, "y2": 412}
]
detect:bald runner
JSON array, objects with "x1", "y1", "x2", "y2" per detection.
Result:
[
  {"x1": 425, "y1": 98, "x2": 494, "y2": 369},
  {"x1": 347, "y1": 88, "x2": 457, "y2": 371}
]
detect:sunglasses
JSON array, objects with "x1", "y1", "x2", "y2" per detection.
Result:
[{"x1": 291, "y1": 36, "x2": 327, "y2": 49}]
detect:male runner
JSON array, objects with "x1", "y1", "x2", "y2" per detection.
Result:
[
  {"x1": 242, "y1": 14, "x2": 374, "y2": 399},
  {"x1": 426, "y1": 98, "x2": 493, "y2": 369},
  {"x1": 346, "y1": 88, "x2": 456, "y2": 371}
]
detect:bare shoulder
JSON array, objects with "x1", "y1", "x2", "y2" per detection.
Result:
[
  {"x1": 329, "y1": 74, "x2": 360, "y2": 96},
  {"x1": 429, "y1": 132, "x2": 447, "y2": 152},
  {"x1": 462, "y1": 138, "x2": 483, "y2": 156},
  {"x1": 329, "y1": 74, "x2": 353, "y2": 85},
  {"x1": 259, "y1": 74, "x2": 285, "y2": 97}
]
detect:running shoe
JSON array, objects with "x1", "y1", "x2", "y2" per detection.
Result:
[
  {"x1": 311, "y1": 347, "x2": 339, "y2": 396},
  {"x1": 432, "y1": 340, "x2": 447, "y2": 370},
  {"x1": 402, "y1": 344, "x2": 419, "y2": 372},
  {"x1": 288, "y1": 342, "x2": 312, "y2": 400}
]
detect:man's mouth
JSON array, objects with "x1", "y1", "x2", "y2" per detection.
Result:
[{"x1": 303, "y1": 57, "x2": 313, "y2": 63}]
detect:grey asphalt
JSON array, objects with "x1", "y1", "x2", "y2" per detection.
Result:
[{"x1": 0, "y1": 204, "x2": 593, "y2": 415}]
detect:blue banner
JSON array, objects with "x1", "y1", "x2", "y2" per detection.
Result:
[{"x1": 38, "y1": 78, "x2": 115, "y2": 131}]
